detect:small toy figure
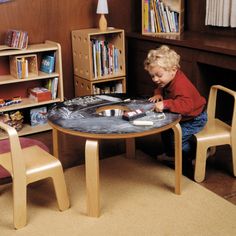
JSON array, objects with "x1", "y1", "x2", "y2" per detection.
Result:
[{"x1": 12, "y1": 96, "x2": 22, "y2": 104}]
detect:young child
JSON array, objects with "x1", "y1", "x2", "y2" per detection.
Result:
[{"x1": 144, "y1": 45, "x2": 207, "y2": 161}]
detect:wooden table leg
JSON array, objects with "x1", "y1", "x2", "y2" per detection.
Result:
[
  {"x1": 52, "y1": 128, "x2": 59, "y2": 159},
  {"x1": 126, "y1": 138, "x2": 136, "y2": 158},
  {"x1": 85, "y1": 139, "x2": 100, "y2": 217},
  {"x1": 172, "y1": 123, "x2": 182, "y2": 195}
]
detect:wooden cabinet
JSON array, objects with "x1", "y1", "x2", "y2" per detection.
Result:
[
  {"x1": 71, "y1": 28, "x2": 126, "y2": 96},
  {"x1": 0, "y1": 40, "x2": 64, "y2": 139},
  {"x1": 142, "y1": 0, "x2": 184, "y2": 36}
]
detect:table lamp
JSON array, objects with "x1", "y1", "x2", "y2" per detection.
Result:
[{"x1": 96, "y1": 0, "x2": 108, "y2": 31}]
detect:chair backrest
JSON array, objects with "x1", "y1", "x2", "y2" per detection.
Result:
[
  {"x1": 207, "y1": 85, "x2": 236, "y2": 135},
  {"x1": 0, "y1": 122, "x2": 26, "y2": 185}
]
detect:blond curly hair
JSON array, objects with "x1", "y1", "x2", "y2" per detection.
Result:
[{"x1": 144, "y1": 45, "x2": 180, "y2": 71}]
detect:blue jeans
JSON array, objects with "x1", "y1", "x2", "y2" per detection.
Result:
[{"x1": 161, "y1": 111, "x2": 208, "y2": 159}]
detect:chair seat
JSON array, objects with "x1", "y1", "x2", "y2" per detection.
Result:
[
  {"x1": 0, "y1": 138, "x2": 49, "y2": 180},
  {"x1": 195, "y1": 119, "x2": 231, "y2": 144},
  {"x1": 0, "y1": 146, "x2": 62, "y2": 184}
]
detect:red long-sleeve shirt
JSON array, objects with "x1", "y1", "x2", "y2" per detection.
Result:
[{"x1": 154, "y1": 70, "x2": 206, "y2": 117}]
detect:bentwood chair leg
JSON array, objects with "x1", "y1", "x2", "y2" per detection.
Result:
[
  {"x1": 231, "y1": 138, "x2": 236, "y2": 177},
  {"x1": 52, "y1": 167, "x2": 70, "y2": 211},
  {"x1": 13, "y1": 182, "x2": 27, "y2": 229},
  {"x1": 85, "y1": 139, "x2": 100, "y2": 217},
  {"x1": 172, "y1": 123, "x2": 182, "y2": 195},
  {"x1": 194, "y1": 143, "x2": 208, "y2": 183}
]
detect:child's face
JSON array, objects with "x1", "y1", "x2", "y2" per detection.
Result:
[{"x1": 148, "y1": 65, "x2": 176, "y2": 88}]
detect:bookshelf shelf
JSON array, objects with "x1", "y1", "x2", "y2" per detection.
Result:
[
  {"x1": 0, "y1": 72, "x2": 60, "y2": 85},
  {"x1": 142, "y1": 0, "x2": 184, "y2": 36},
  {"x1": 0, "y1": 123, "x2": 52, "y2": 140},
  {"x1": 71, "y1": 28, "x2": 126, "y2": 96},
  {"x1": 0, "y1": 40, "x2": 64, "y2": 139}
]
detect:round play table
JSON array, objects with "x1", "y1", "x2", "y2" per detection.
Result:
[{"x1": 48, "y1": 95, "x2": 182, "y2": 217}]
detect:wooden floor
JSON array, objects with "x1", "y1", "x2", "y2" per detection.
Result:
[{"x1": 9, "y1": 130, "x2": 236, "y2": 205}]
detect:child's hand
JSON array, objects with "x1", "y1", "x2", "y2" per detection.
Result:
[
  {"x1": 154, "y1": 101, "x2": 164, "y2": 112},
  {"x1": 148, "y1": 94, "x2": 163, "y2": 103}
]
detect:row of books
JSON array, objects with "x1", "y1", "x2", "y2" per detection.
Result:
[
  {"x1": 15, "y1": 57, "x2": 30, "y2": 78},
  {"x1": 92, "y1": 82, "x2": 123, "y2": 95},
  {"x1": 44, "y1": 77, "x2": 59, "y2": 100},
  {"x1": 5, "y1": 29, "x2": 28, "y2": 49},
  {"x1": 143, "y1": 0, "x2": 179, "y2": 33},
  {"x1": 205, "y1": 0, "x2": 236, "y2": 27},
  {"x1": 91, "y1": 39, "x2": 120, "y2": 78}
]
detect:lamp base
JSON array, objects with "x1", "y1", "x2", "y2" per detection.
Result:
[{"x1": 99, "y1": 14, "x2": 107, "y2": 31}]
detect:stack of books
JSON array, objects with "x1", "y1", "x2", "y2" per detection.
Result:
[
  {"x1": 0, "y1": 111, "x2": 24, "y2": 131},
  {"x1": 5, "y1": 29, "x2": 28, "y2": 49}
]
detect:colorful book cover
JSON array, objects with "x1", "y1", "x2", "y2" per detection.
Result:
[
  {"x1": 30, "y1": 106, "x2": 48, "y2": 126},
  {"x1": 40, "y1": 54, "x2": 55, "y2": 73}
]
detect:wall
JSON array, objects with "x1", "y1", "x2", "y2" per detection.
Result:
[{"x1": 0, "y1": 0, "x2": 134, "y2": 99}]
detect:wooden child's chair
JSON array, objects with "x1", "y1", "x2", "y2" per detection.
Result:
[
  {"x1": 194, "y1": 85, "x2": 236, "y2": 182},
  {"x1": 0, "y1": 121, "x2": 70, "y2": 229}
]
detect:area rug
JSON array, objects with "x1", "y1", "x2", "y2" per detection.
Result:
[{"x1": 0, "y1": 151, "x2": 236, "y2": 235}]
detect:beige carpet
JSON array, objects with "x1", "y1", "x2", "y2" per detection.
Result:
[{"x1": 1, "y1": 151, "x2": 236, "y2": 236}]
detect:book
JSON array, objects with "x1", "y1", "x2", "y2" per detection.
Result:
[
  {"x1": 44, "y1": 78, "x2": 52, "y2": 91},
  {"x1": 91, "y1": 40, "x2": 97, "y2": 78},
  {"x1": 143, "y1": 0, "x2": 150, "y2": 32},
  {"x1": 51, "y1": 77, "x2": 59, "y2": 99},
  {"x1": 21, "y1": 57, "x2": 29, "y2": 78},
  {"x1": 40, "y1": 54, "x2": 55, "y2": 73},
  {"x1": 30, "y1": 106, "x2": 48, "y2": 126},
  {"x1": 153, "y1": 0, "x2": 160, "y2": 32}
]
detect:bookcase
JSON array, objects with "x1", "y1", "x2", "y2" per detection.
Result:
[
  {"x1": 0, "y1": 40, "x2": 64, "y2": 139},
  {"x1": 71, "y1": 28, "x2": 126, "y2": 96},
  {"x1": 142, "y1": 0, "x2": 184, "y2": 36}
]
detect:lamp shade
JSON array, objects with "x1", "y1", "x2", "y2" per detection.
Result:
[{"x1": 96, "y1": 0, "x2": 108, "y2": 14}]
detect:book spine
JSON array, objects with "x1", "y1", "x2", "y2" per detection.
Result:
[
  {"x1": 144, "y1": 0, "x2": 150, "y2": 32},
  {"x1": 52, "y1": 77, "x2": 58, "y2": 99},
  {"x1": 17, "y1": 58, "x2": 22, "y2": 79},
  {"x1": 92, "y1": 40, "x2": 97, "y2": 79},
  {"x1": 21, "y1": 58, "x2": 29, "y2": 78},
  {"x1": 160, "y1": 2, "x2": 170, "y2": 33},
  {"x1": 153, "y1": 0, "x2": 160, "y2": 32}
]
